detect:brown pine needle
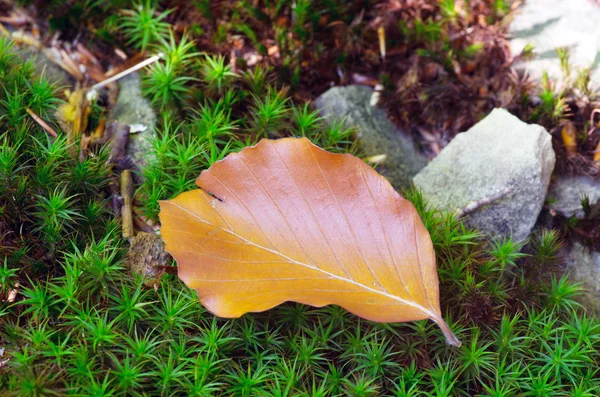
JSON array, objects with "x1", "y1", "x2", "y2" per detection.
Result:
[{"x1": 26, "y1": 108, "x2": 58, "y2": 137}]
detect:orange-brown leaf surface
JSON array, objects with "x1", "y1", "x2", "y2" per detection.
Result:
[{"x1": 159, "y1": 138, "x2": 460, "y2": 346}]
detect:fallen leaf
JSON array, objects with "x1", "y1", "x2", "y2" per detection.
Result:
[
  {"x1": 59, "y1": 49, "x2": 85, "y2": 81},
  {"x1": 159, "y1": 138, "x2": 460, "y2": 346}
]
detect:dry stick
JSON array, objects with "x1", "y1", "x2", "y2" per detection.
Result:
[
  {"x1": 89, "y1": 53, "x2": 164, "y2": 93},
  {"x1": 454, "y1": 187, "x2": 513, "y2": 219},
  {"x1": 121, "y1": 169, "x2": 134, "y2": 239},
  {"x1": 26, "y1": 108, "x2": 58, "y2": 137},
  {"x1": 133, "y1": 215, "x2": 155, "y2": 233}
]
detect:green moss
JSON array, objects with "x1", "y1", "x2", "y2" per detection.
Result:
[
  {"x1": 0, "y1": 37, "x2": 113, "y2": 275},
  {"x1": 3, "y1": 175, "x2": 597, "y2": 395},
  {"x1": 1, "y1": 6, "x2": 599, "y2": 396}
]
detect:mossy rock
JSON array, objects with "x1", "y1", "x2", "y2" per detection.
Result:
[
  {"x1": 12, "y1": 46, "x2": 73, "y2": 88},
  {"x1": 314, "y1": 85, "x2": 427, "y2": 190},
  {"x1": 109, "y1": 73, "x2": 157, "y2": 176}
]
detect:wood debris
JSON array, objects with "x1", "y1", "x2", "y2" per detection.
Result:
[{"x1": 26, "y1": 108, "x2": 57, "y2": 137}]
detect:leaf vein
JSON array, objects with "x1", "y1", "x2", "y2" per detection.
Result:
[
  {"x1": 307, "y1": 146, "x2": 388, "y2": 293},
  {"x1": 163, "y1": 200, "x2": 437, "y2": 318}
]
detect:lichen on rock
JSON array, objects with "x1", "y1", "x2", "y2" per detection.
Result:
[{"x1": 414, "y1": 108, "x2": 555, "y2": 243}]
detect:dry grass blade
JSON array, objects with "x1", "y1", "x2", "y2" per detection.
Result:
[{"x1": 26, "y1": 107, "x2": 57, "y2": 137}]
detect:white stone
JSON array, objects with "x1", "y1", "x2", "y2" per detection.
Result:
[
  {"x1": 509, "y1": 0, "x2": 600, "y2": 85},
  {"x1": 413, "y1": 108, "x2": 555, "y2": 243},
  {"x1": 547, "y1": 175, "x2": 600, "y2": 219},
  {"x1": 565, "y1": 242, "x2": 600, "y2": 313}
]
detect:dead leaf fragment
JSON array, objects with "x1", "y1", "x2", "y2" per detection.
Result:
[
  {"x1": 594, "y1": 140, "x2": 600, "y2": 164},
  {"x1": 57, "y1": 88, "x2": 90, "y2": 141},
  {"x1": 561, "y1": 121, "x2": 577, "y2": 156},
  {"x1": 159, "y1": 138, "x2": 460, "y2": 346}
]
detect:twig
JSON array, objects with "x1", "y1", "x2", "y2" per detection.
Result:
[
  {"x1": 26, "y1": 108, "x2": 58, "y2": 137},
  {"x1": 455, "y1": 187, "x2": 513, "y2": 219},
  {"x1": 7, "y1": 282, "x2": 20, "y2": 303},
  {"x1": 89, "y1": 53, "x2": 164, "y2": 92},
  {"x1": 121, "y1": 170, "x2": 134, "y2": 239},
  {"x1": 133, "y1": 215, "x2": 155, "y2": 233}
]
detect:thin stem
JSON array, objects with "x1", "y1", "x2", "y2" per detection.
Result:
[
  {"x1": 432, "y1": 316, "x2": 461, "y2": 347},
  {"x1": 89, "y1": 53, "x2": 164, "y2": 92}
]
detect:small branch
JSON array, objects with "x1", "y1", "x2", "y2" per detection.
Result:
[
  {"x1": 89, "y1": 53, "x2": 164, "y2": 92},
  {"x1": 455, "y1": 187, "x2": 513, "y2": 219},
  {"x1": 26, "y1": 108, "x2": 58, "y2": 137},
  {"x1": 133, "y1": 215, "x2": 155, "y2": 233},
  {"x1": 121, "y1": 170, "x2": 134, "y2": 239}
]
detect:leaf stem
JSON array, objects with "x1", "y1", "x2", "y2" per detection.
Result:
[{"x1": 432, "y1": 316, "x2": 461, "y2": 347}]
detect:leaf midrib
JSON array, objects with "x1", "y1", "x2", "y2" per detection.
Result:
[{"x1": 163, "y1": 200, "x2": 438, "y2": 319}]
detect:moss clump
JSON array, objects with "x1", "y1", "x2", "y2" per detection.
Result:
[
  {"x1": 135, "y1": 35, "x2": 357, "y2": 223},
  {"x1": 0, "y1": 37, "x2": 113, "y2": 277},
  {"x1": 2, "y1": 175, "x2": 597, "y2": 395},
  {"x1": 1, "y1": 4, "x2": 599, "y2": 396}
]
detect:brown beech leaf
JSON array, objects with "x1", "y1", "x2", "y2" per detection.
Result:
[{"x1": 159, "y1": 138, "x2": 460, "y2": 346}]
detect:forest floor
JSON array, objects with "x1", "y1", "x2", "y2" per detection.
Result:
[{"x1": 1, "y1": 1, "x2": 600, "y2": 396}]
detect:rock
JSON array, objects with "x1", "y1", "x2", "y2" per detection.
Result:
[
  {"x1": 547, "y1": 175, "x2": 600, "y2": 219},
  {"x1": 413, "y1": 108, "x2": 555, "y2": 243},
  {"x1": 565, "y1": 242, "x2": 600, "y2": 313},
  {"x1": 109, "y1": 73, "x2": 157, "y2": 176},
  {"x1": 313, "y1": 85, "x2": 426, "y2": 190},
  {"x1": 509, "y1": 0, "x2": 600, "y2": 86},
  {"x1": 13, "y1": 47, "x2": 73, "y2": 88}
]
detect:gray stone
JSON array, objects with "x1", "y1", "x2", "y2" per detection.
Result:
[
  {"x1": 509, "y1": 0, "x2": 600, "y2": 86},
  {"x1": 109, "y1": 73, "x2": 157, "y2": 174},
  {"x1": 13, "y1": 47, "x2": 73, "y2": 88},
  {"x1": 547, "y1": 175, "x2": 600, "y2": 219},
  {"x1": 313, "y1": 85, "x2": 426, "y2": 190},
  {"x1": 565, "y1": 242, "x2": 600, "y2": 313},
  {"x1": 413, "y1": 108, "x2": 555, "y2": 243}
]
